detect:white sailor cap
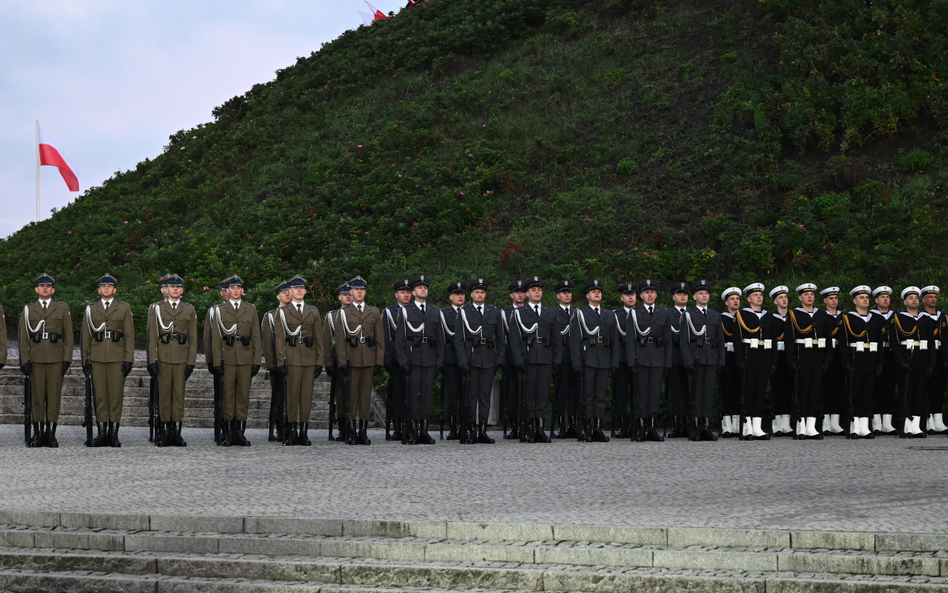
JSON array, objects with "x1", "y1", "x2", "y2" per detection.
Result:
[
  {"x1": 796, "y1": 283, "x2": 817, "y2": 295},
  {"x1": 769, "y1": 285, "x2": 789, "y2": 299},
  {"x1": 901, "y1": 286, "x2": 921, "y2": 300},
  {"x1": 743, "y1": 282, "x2": 765, "y2": 296},
  {"x1": 721, "y1": 286, "x2": 742, "y2": 301},
  {"x1": 872, "y1": 285, "x2": 892, "y2": 297},
  {"x1": 921, "y1": 285, "x2": 940, "y2": 296},
  {"x1": 820, "y1": 286, "x2": 840, "y2": 298},
  {"x1": 849, "y1": 285, "x2": 871, "y2": 297}
]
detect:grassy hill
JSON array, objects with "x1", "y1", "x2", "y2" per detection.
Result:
[{"x1": 3, "y1": 0, "x2": 948, "y2": 334}]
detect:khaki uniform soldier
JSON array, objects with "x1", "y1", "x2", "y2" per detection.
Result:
[
  {"x1": 19, "y1": 273, "x2": 74, "y2": 447},
  {"x1": 209, "y1": 275, "x2": 262, "y2": 447},
  {"x1": 80, "y1": 274, "x2": 134, "y2": 447},
  {"x1": 262, "y1": 280, "x2": 292, "y2": 441},
  {"x1": 204, "y1": 278, "x2": 229, "y2": 445},
  {"x1": 336, "y1": 275, "x2": 385, "y2": 445},
  {"x1": 146, "y1": 274, "x2": 198, "y2": 447},
  {"x1": 323, "y1": 283, "x2": 353, "y2": 442},
  {"x1": 273, "y1": 274, "x2": 324, "y2": 446}
]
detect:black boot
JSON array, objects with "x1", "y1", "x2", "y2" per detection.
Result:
[
  {"x1": 359, "y1": 420, "x2": 371, "y2": 445},
  {"x1": 155, "y1": 421, "x2": 168, "y2": 447},
  {"x1": 297, "y1": 422, "x2": 311, "y2": 446},
  {"x1": 406, "y1": 420, "x2": 418, "y2": 445},
  {"x1": 688, "y1": 418, "x2": 701, "y2": 441},
  {"x1": 221, "y1": 419, "x2": 234, "y2": 447},
  {"x1": 335, "y1": 417, "x2": 348, "y2": 442},
  {"x1": 391, "y1": 418, "x2": 403, "y2": 442},
  {"x1": 645, "y1": 419, "x2": 665, "y2": 442},
  {"x1": 521, "y1": 418, "x2": 534, "y2": 443},
  {"x1": 592, "y1": 418, "x2": 610, "y2": 442},
  {"x1": 110, "y1": 422, "x2": 122, "y2": 447},
  {"x1": 446, "y1": 417, "x2": 458, "y2": 440},
  {"x1": 581, "y1": 418, "x2": 592, "y2": 442},
  {"x1": 268, "y1": 418, "x2": 277, "y2": 442},
  {"x1": 634, "y1": 418, "x2": 646, "y2": 442},
  {"x1": 172, "y1": 422, "x2": 187, "y2": 447},
  {"x1": 505, "y1": 418, "x2": 519, "y2": 440},
  {"x1": 46, "y1": 422, "x2": 59, "y2": 448},
  {"x1": 476, "y1": 421, "x2": 495, "y2": 444},
  {"x1": 92, "y1": 422, "x2": 109, "y2": 447},
  {"x1": 283, "y1": 422, "x2": 298, "y2": 446},
  {"x1": 553, "y1": 415, "x2": 568, "y2": 439},
  {"x1": 418, "y1": 420, "x2": 436, "y2": 444},
  {"x1": 667, "y1": 416, "x2": 684, "y2": 438},
  {"x1": 565, "y1": 415, "x2": 581, "y2": 439},
  {"x1": 700, "y1": 418, "x2": 718, "y2": 441},
  {"x1": 235, "y1": 421, "x2": 251, "y2": 446},
  {"x1": 534, "y1": 418, "x2": 551, "y2": 443},
  {"x1": 347, "y1": 420, "x2": 358, "y2": 445},
  {"x1": 29, "y1": 421, "x2": 43, "y2": 448}
]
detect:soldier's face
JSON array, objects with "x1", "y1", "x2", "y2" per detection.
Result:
[
  {"x1": 340, "y1": 293, "x2": 353, "y2": 305},
  {"x1": 673, "y1": 293, "x2": 689, "y2": 307},
  {"x1": 413, "y1": 285, "x2": 428, "y2": 300},
  {"x1": 351, "y1": 287, "x2": 366, "y2": 303},
  {"x1": 395, "y1": 289, "x2": 412, "y2": 305},
  {"x1": 556, "y1": 291, "x2": 572, "y2": 305},
  {"x1": 278, "y1": 290, "x2": 291, "y2": 305},
  {"x1": 291, "y1": 286, "x2": 307, "y2": 301},
  {"x1": 167, "y1": 285, "x2": 183, "y2": 299},
  {"x1": 823, "y1": 295, "x2": 838, "y2": 309},
  {"x1": 875, "y1": 294, "x2": 890, "y2": 310},
  {"x1": 773, "y1": 294, "x2": 788, "y2": 309},
  {"x1": 924, "y1": 294, "x2": 938, "y2": 309},
  {"x1": 853, "y1": 294, "x2": 869, "y2": 310},
  {"x1": 98, "y1": 284, "x2": 116, "y2": 299},
  {"x1": 528, "y1": 286, "x2": 543, "y2": 303},
  {"x1": 620, "y1": 293, "x2": 636, "y2": 308},
  {"x1": 641, "y1": 289, "x2": 657, "y2": 305},
  {"x1": 449, "y1": 293, "x2": 466, "y2": 307},
  {"x1": 586, "y1": 289, "x2": 602, "y2": 305},
  {"x1": 510, "y1": 291, "x2": 526, "y2": 305},
  {"x1": 904, "y1": 295, "x2": 919, "y2": 309},
  {"x1": 694, "y1": 290, "x2": 710, "y2": 307},
  {"x1": 226, "y1": 285, "x2": 243, "y2": 301},
  {"x1": 725, "y1": 294, "x2": 741, "y2": 312},
  {"x1": 35, "y1": 284, "x2": 54, "y2": 298},
  {"x1": 799, "y1": 292, "x2": 815, "y2": 306},
  {"x1": 471, "y1": 289, "x2": 486, "y2": 304},
  {"x1": 746, "y1": 292, "x2": 763, "y2": 307}
]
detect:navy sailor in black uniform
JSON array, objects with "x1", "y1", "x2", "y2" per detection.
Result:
[{"x1": 839, "y1": 285, "x2": 884, "y2": 439}]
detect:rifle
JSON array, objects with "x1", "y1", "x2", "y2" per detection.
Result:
[
  {"x1": 384, "y1": 369, "x2": 394, "y2": 440},
  {"x1": 439, "y1": 373, "x2": 445, "y2": 440},
  {"x1": 520, "y1": 367, "x2": 529, "y2": 442},
  {"x1": 328, "y1": 370, "x2": 337, "y2": 440},
  {"x1": 900, "y1": 350, "x2": 913, "y2": 438},
  {"x1": 738, "y1": 359, "x2": 748, "y2": 440},
  {"x1": 577, "y1": 343, "x2": 587, "y2": 441},
  {"x1": 268, "y1": 371, "x2": 281, "y2": 441},
  {"x1": 500, "y1": 366, "x2": 508, "y2": 438},
  {"x1": 213, "y1": 369, "x2": 223, "y2": 445},
  {"x1": 459, "y1": 368, "x2": 470, "y2": 443},
  {"x1": 148, "y1": 375, "x2": 156, "y2": 442},
  {"x1": 83, "y1": 370, "x2": 94, "y2": 447},
  {"x1": 23, "y1": 374, "x2": 32, "y2": 447}
]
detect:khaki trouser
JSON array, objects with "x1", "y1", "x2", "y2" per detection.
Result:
[
  {"x1": 92, "y1": 361, "x2": 125, "y2": 422},
  {"x1": 222, "y1": 364, "x2": 251, "y2": 421},
  {"x1": 286, "y1": 365, "x2": 316, "y2": 422},
  {"x1": 158, "y1": 362, "x2": 186, "y2": 422},
  {"x1": 31, "y1": 362, "x2": 64, "y2": 422},
  {"x1": 347, "y1": 366, "x2": 374, "y2": 420}
]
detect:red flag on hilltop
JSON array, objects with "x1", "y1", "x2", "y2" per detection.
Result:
[
  {"x1": 38, "y1": 124, "x2": 80, "y2": 192},
  {"x1": 365, "y1": 1, "x2": 388, "y2": 20}
]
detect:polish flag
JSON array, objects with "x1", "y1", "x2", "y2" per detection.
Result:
[
  {"x1": 38, "y1": 125, "x2": 80, "y2": 192},
  {"x1": 365, "y1": 1, "x2": 388, "y2": 20},
  {"x1": 358, "y1": 11, "x2": 374, "y2": 26}
]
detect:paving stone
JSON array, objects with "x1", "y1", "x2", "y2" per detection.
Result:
[{"x1": 792, "y1": 531, "x2": 876, "y2": 551}]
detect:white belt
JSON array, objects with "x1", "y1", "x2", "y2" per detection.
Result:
[
  {"x1": 848, "y1": 342, "x2": 879, "y2": 353},
  {"x1": 794, "y1": 338, "x2": 827, "y2": 349},
  {"x1": 937, "y1": 340, "x2": 942, "y2": 350},
  {"x1": 901, "y1": 339, "x2": 927, "y2": 351},
  {"x1": 777, "y1": 341, "x2": 785, "y2": 351},
  {"x1": 725, "y1": 342, "x2": 735, "y2": 353},
  {"x1": 831, "y1": 338, "x2": 838, "y2": 348},
  {"x1": 741, "y1": 338, "x2": 772, "y2": 350}
]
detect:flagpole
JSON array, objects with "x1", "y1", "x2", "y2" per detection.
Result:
[{"x1": 35, "y1": 120, "x2": 40, "y2": 222}]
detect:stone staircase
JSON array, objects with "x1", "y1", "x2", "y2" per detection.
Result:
[{"x1": 0, "y1": 511, "x2": 944, "y2": 592}]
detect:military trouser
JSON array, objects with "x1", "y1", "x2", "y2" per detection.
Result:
[
  {"x1": 771, "y1": 358, "x2": 794, "y2": 415},
  {"x1": 524, "y1": 363, "x2": 553, "y2": 419},
  {"x1": 347, "y1": 365, "x2": 374, "y2": 420},
  {"x1": 503, "y1": 365, "x2": 522, "y2": 422},
  {"x1": 928, "y1": 361, "x2": 947, "y2": 416},
  {"x1": 92, "y1": 361, "x2": 125, "y2": 422},
  {"x1": 582, "y1": 366, "x2": 609, "y2": 418},
  {"x1": 467, "y1": 366, "x2": 494, "y2": 424},
  {"x1": 693, "y1": 365, "x2": 717, "y2": 417},
  {"x1": 554, "y1": 362, "x2": 580, "y2": 419},
  {"x1": 796, "y1": 351, "x2": 824, "y2": 418},
  {"x1": 157, "y1": 362, "x2": 186, "y2": 422},
  {"x1": 634, "y1": 365, "x2": 664, "y2": 418},
  {"x1": 742, "y1": 350, "x2": 770, "y2": 417},
  {"x1": 286, "y1": 364, "x2": 316, "y2": 423},
  {"x1": 407, "y1": 365, "x2": 436, "y2": 420},
  {"x1": 850, "y1": 352, "x2": 877, "y2": 417},
  {"x1": 612, "y1": 362, "x2": 633, "y2": 419},
  {"x1": 667, "y1": 364, "x2": 689, "y2": 416},
  {"x1": 442, "y1": 363, "x2": 463, "y2": 419},
  {"x1": 31, "y1": 362, "x2": 65, "y2": 422},
  {"x1": 900, "y1": 354, "x2": 929, "y2": 417},
  {"x1": 719, "y1": 353, "x2": 741, "y2": 417},
  {"x1": 822, "y1": 358, "x2": 845, "y2": 415},
  {"x1": 873, "y1": 349, "x2": 897, "y2": 415},
  {"x1": 222, "y1": 363, "x2": 252, "y2": 422}
]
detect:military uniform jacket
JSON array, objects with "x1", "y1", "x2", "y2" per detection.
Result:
[
  {"x1": 335, "y1": 303, "x2": 384, "y2": 368},
  {"x1": 889, "y1": 311, "x2": 936, "y2": 370},
  {"x1": 441, "y1": 307, "x2": 461, "y2": 365},
  {"x1": 680, "y1": 306, "x2": 726, "y2": 368},
  {"x1": 203, "y1": 306, "x2": 219, "y2": 370},
  {"x1": 626, "y1": 304, "x2": 673, "y2": 369},
  {"x1": 322, "y1": 309, "x2": 340, "y2": 368},
  {"x1": 455, "y1": 304, "x2": 506, "y2": 369},
  {"x1": 500, "y1": 305, "x2": 522, "y2": 367},
  {"x1": 210, "y1": 301, "x2": 262, "y2": 367},
  {"x1": 614, "y1": 308, "x2": 631, "y2": 366},
  {"x1": 146, "y1": 300, "x2": 198, "y2": 365},
  {"x1": 669, "y1": 307, "x2": 689, "y2": 367},
  {"x1": 395, "y1": 302, "x2": 444, "y2": 368},
  {"x1": 839, "y1": 311, "x2": 884, "y2": 370},
  {"x1": 20, "y1": 300, "x2": 74, "y2": 364},
  {"x1": 923, "y1": 310, "x2": 946, "y2": 362},
  {"x1": 382, "y1": 304, "x2": 404, "y2": 369},
  {"x1": 81, "y1": 299, "x2": 134, "y2": 364},
  {"x1": 570, "y1": 305, "x2": 620, "y2": 370},
  {"x1": 784, "y1": 307, "x2": 833, "y2": 368},
  {"x1": 262, "y1": 308, "x2": 279, "y2": 369},
  {"x1": 555, "y1": 305, "x2": 574, "y2": 350},
  {"x1": 721, "y1": 313, "x2": 739, "y2": 362},
  {"x1": 735, "y1": 308, "x2": 778, "y2": 366},
  {"x1": 508, "y1": 304, "x2": 562, "y2": 367},
  {"x1": 273, "y1": 302, "x2": 324, "y2": 367}
]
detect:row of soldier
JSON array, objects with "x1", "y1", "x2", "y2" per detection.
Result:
[{"x1": 11, "y1": 271, "x2": 948, "y2": 448}]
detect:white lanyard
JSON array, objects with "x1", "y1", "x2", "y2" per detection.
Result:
[
  {"x1": 151, "y1": 303, "x2": 174, "y2": 333},
  {"x1": 23, "y1": 304, "x2": 45, "y2": 335},
  {"x1": 629, "y1": 308, "x2": 651, "y2": 337},
  {"x1": 439, "y1": 309, "x2": 456, "y2": 337},
  {"x1": 576, "y1": 309, "x2": 600, "y2": 337},
  {"x1": 459, "y1": 307, "x2": 483, "y2": 337},
  {"x1": 514, "y1": 307, "x2": 538, "y2": 335},
  {"x1": 215, "y1": 304, "x2": 238, "y2": 336},
  {"x1": 279, "y1": 306, "x2": 302, "y2": 337},
  {"x1": 614, "y1": 310, "x2": 626, "y2": 336},
  {"x1": 85, "y1": 305, "x2": 107, "y2": 334},
  {"x1": 685, "y1": 311, "x2": 707, "y2": 337},
  {"x1": 338, "y1": 307, "x2": 363, "y2": 337}
]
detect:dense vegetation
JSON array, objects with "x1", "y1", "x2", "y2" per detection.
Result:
[{"x1": 3, "y1": 0, "x2": 948, "y2": 338}]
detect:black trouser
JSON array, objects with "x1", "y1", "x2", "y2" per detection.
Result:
[
  {"x1": 466, "y1": 366, "x2": 494, "y2": 424},
  {"x1": 743, "y1": 349, "x2": 770, "y2": 417},
  {"x1": 612, "y1": 362, "x2": 633, "y2": 419},
  {"x1": 634, "y1": 366, "x2": 664, "y2": 418},
  {"x1": 582, "y1": 366, "x2": 609, "y2": 418},
  {"x1": 554, "y1": 362, "x2": 580, "y2": 419},
  {"x1": 822, "y1": 356, "x2": 845, "y2": 415},
  {"x1": 525, "y1": 363, "x2": 553, "y2": 419},
  {"x1": 387, "y1": 366, "x2": 406, "y2": 422},
  {"x1": 796, "y1": 350, "x2": 825, "y2": 417},
  {"x1": 873, "y1": 349, "x2": 897, "y2": 415},
  {"x1": 772, "y1": 356, "x2": 794, "y2": 415},
  {"x1": 850, "y1": 352, "x2": 876, "y2": 417},
  {"x1": 719, "y1": 353, "x2": 741, "y2": 417},
  {"x1": 407, "y1": 365, "x2": 436, "y2": 420},
  {"x1": 667, "y1": 364, "x2": 689, "y2": 416},
  {"x1": 900, "y1": 353, "x2": 929, "y2": 417},
  {"x1": 693, "y1": 365, "x2": 716, "y2": 417},
  {"x1": 928, "y1": 360, "x2": 947, "y2": 416},
  {"x1": 503, "y1": 365, "x2": 522, "y2": 422},
  {"x1": 443, "y1": 363, "x2": 463, "y2": 419}
]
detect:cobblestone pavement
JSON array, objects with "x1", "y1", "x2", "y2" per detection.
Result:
[{"x1": 0, "y1": 425, "x2": 945, "y2": 534}]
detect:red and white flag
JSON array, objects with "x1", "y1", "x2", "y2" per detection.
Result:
[
  {"x1": 358, "y1": 10, "x2": 374, "y2": 26},
  {"x1": 365, "y1": 1, "x2": 388, "y2": 20},
  {"x1": 38, "y1": 125, "x2": 80, "y2": 192}
]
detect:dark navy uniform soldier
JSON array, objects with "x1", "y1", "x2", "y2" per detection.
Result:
[{"x1": 627, "y1": 279, "x2": 673, "y2": 442}]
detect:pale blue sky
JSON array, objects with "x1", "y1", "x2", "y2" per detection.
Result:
[{"x1": 0, "y1": 0, "x2": 402, "y2": 238}]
